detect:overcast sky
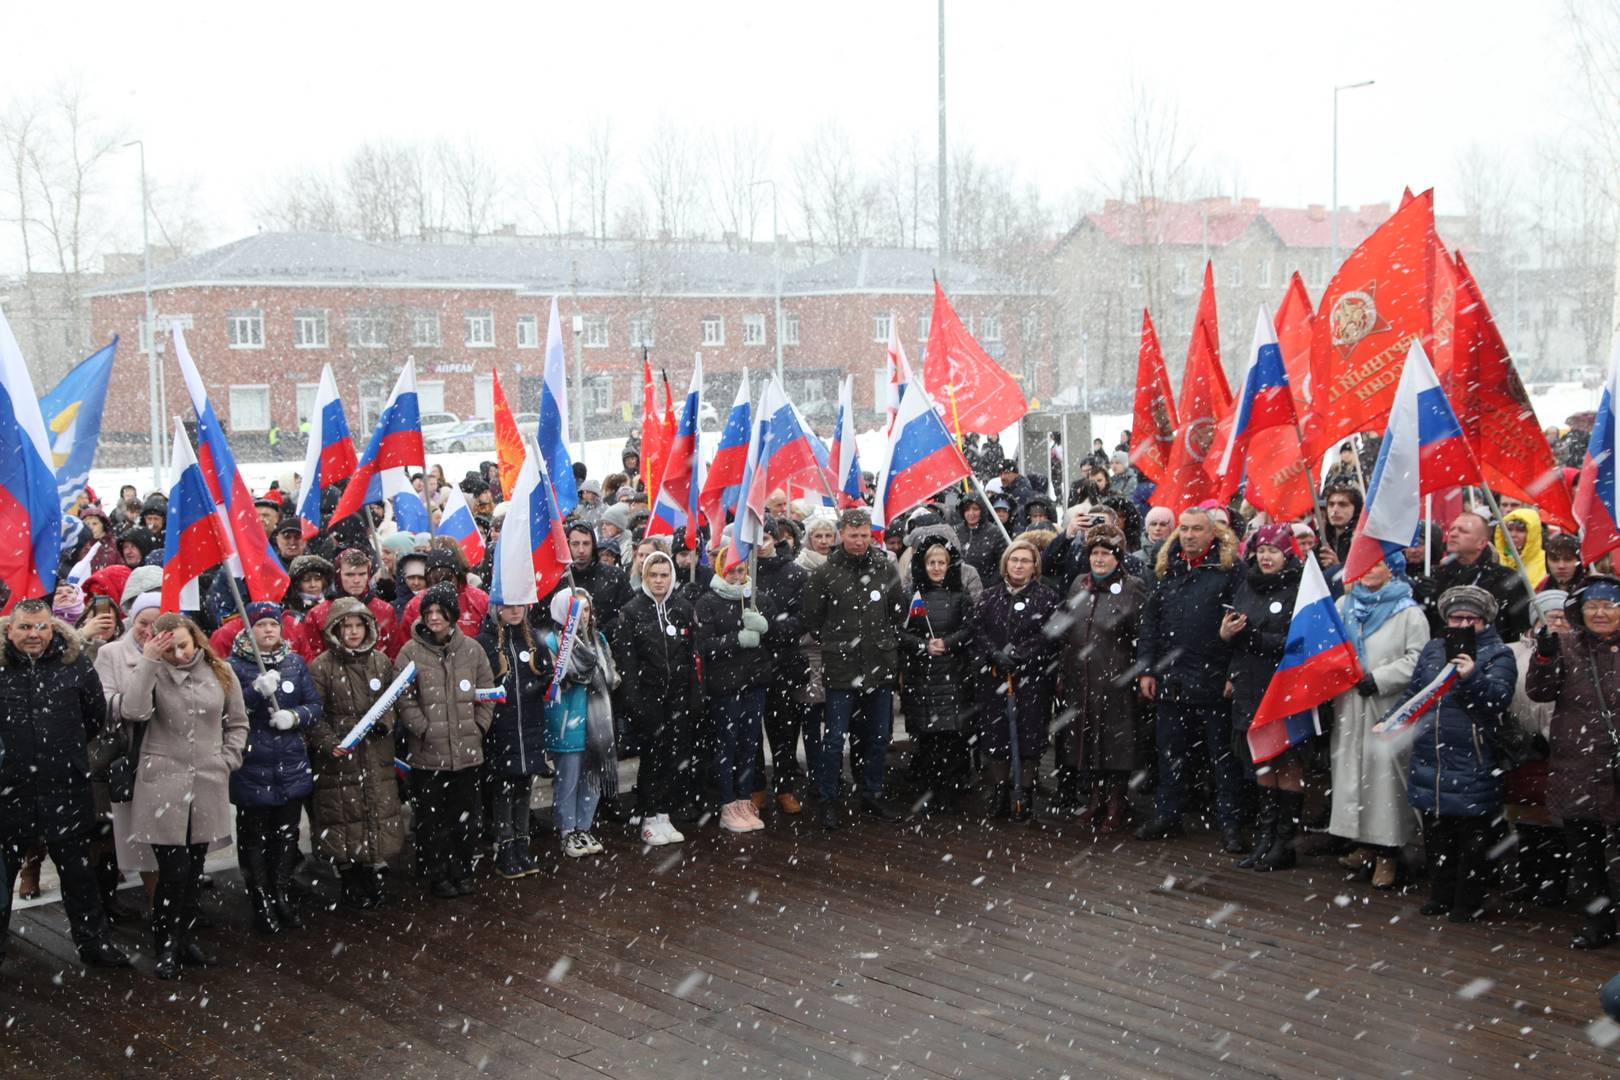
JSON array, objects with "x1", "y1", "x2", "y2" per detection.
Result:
[{"x1": 2, "y1": 0, "x2": 1588, "y2": 259}]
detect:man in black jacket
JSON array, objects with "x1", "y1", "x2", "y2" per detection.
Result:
[
  {"x1": 1135, "y1": 509, "x2": 1247, "y2": 851},
  {"x1": 564, "y1": 523, "x2": 635, "y2": 639},
  {"x1": 1427, "y1": 511, "x2": 1532, "y2": 642},
  {"x1": 751, "y1": 522, "x2": 809, "y2": 813},
  {"x1": 0, "y1": 600, "x2": 129, "y2": 970}
]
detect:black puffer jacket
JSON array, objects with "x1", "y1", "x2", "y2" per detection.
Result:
[
  {"x1": 694, "y1": 579, "x2": 771, "y2": 698},
  {"x1": 1137, "y1": 533, "x2": 1242, "y2": 703},
  {"x1": 1225, "y1": 557, "x2": 1302, "y2": 732},
  {"x1": 956, "y1": 513, "x2": 1007, "y2": 583},
  {"x1": 476, "y1": 619, "x2": 554, "y2": 777},
  {"x1": 565, "y1": 531, "x2": 635, "y2": 638},
  {"x1": 0, "y1": 619, "x2": 107, "y2": 844},
  {"x1": 754, "y1": 551, "x2": 808, "y2": 682},
  {"x1": 802, "y1": 544, "x2": 906, "y2": 691},
  {"x1": 612, "y1": 589, "x2": 700, "y2": 722},
  {"x1": 897, "y1": 553, "x2": 974, "y2": 735}
]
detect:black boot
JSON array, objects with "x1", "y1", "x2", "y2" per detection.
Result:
[
  {"x1": 95, "y1": 854, "x2": 141, "y2": 924},
  {"x1": 495, "y1": 840, "x2": 528, "y2": 880},
  {"x1": 339, "y1": 865, "x2": 370, "y2": 910},
  {"x1": 1073, "y1": 781, "x2": 1106, "y2": 828},
  {"x1": 150, "y1": 879, "x2": 184, "y2": 981},
  {"x1": 1011, "y1": 786, "x2": 1035, "y2": 824},
  {"x1": 1573, "y1": 910, "x2": 1617, "y2": 950},
  {"x1": 269, "y1": 836, "x2": 306, "y2": 930},
  {"x1": 1240, "y1": 789, "x2": 1277, "y2": 870},
  {"x1": 365, "y1": 866, "x2": 388, "y2": 907},
  {"x1": 178, "y1": 865, "x2": 217, "y2": 968},
  {"x1": 1255, "y1": 791, "x2": 1301, "y2": 872},
  {"x1": 241, "y1": 845, "x2": 282, "y2": 934}
]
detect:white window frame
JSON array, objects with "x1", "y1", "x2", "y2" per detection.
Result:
[
  {"x1": 293, "y1": 310, "x2": 328, "y2": 349},
  {"x1": 416, "y1": 379, "x2": 446, "y2": 414},
  {"x1": 782, "y1": 312, "x2": 801, "y2": 346},
  {"x1": 743, "y1": 314, "x2": 766, "y2": 346},
  {"x1": 227, "y1": 309, "x2": 264, "y2": 349},
  {"x1": 630, "y1": 315, "x2": 655, "y2": 348},
  {"x1": 1229, "y1": 261, "x2": 1243, "y2": 288},
  {"x1": 1175, "y1": 261, "x2": 1190, "y2": 290},
  {"x1": 515, "y1": 314, "x2": 539, "y2": 349},
  {"x1": 587, "y1": 375, "x2": 613, "y2": 415},
  {"x1": 295, "y1": 383, "x2": 320, "y2": 427},
  {"x1": 582, "y1": 314, "x2": 609, "y2": 349},
  {"x1": 1257, "y1": 259, "x2": 1273, "y2": 288},
  {"x1": 464, "y1": 309, "x2": 495, "y2": 348},
  {"x1": 701, "y1": 315, "x2": 724, "y2": 346},
  {"x1": 1128, "y1": 263, "x2": 1145, "y2": 288},
  {"x1": 872, "y1": 312, "x2": 892, "y2": 343},
  {"x1": 229, "y1": 384, "x2": 270, "y2": 431},
  {"x1": 1020, "y1": 312, "x2": 1039, "y2": 343},
  {"x1": 347, "y1": 310, "x2": 390, "y2": 349},
  {"x1": 980, "y1": 314, "x2": 1002, "y2": 342},
  {"x1": 473, "y1": 373, "x2": 494, "y2": 419},
  {"x1": 410, "y1": 310, "x2": 441, "y2": 347},
  {"x1": 917, "y1": 314, "x2": 931, "y2": 341}
]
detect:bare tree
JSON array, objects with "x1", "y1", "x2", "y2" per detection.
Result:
[
  {"x1": 572, "y1": 120, "x2": 614, "y2": 247},
  {"x1": 639, "y1": 117, "x2": 702, "y2": 242},
  {"x1": 791, "y1": 121, "x2": 872, "y2": 255},
  {"x1": 345, "y1": 140, "x2": 431, "y2": 241},
  {"x1": 437, "y1": 137, "x2": 501, "y2": 240},
  {"x1": 706, "y1": 126, "x2": 772, "y2": 249},
  {"x1": 525, "y1": 141, "x2": 578, "y2": 237},
  {"x1": 252, "y1": 167, "x2": 346, "y2": 232},
  {"x1": 145, "y1": 172, "x2": 211, "y2": 256},
  {"x1": 1452, "y1": 141, "x2": 1522, "y2": 292},
  {"x1": 27, "y1": 80, "x2": 125, "y2": 278},
  {"x1": 875, "y1": 133, "x2": 931, "y2": 249},
  {"x1": 1566, "y1": 0, "x2": 1620, "y2": 340}
]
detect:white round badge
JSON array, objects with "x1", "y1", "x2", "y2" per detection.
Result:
[
  {"x1": 1269, "y1": 601, "x2": 1283, "y2": 614},
  {"x1": 518, "y1": 650, "x2": 531, "y2": 663},
  {"x1": 1014, "y1": 601, "x2": 1026, "y2": 612},
  {"x1": 369, "y1": 677, "x2": 383, "y2": 691},
  {"x1": 458, "y1": 679, "x2": 471, "y2": 692},
  {"x1": 1110, "y1": 582, "x2": 1122, "y2": 595},
  {"x1": 665, "y1": 624, "x2": 677, "y2": 637},
  {"x1": 281, "y1": 680, "x2": 295, "y2": 695},
  {"x1": 869, "y1": 589, "x2": 882, "y2": 602}
]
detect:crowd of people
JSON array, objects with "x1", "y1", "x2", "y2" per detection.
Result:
[{"x1": 2, "y1": 432, "x2": 1619, "y2": 1009}]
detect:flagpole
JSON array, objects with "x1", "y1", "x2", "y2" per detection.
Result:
[
  {"x1": 220, "y1": 565, "x2": 279, "y2": 708},
  {"x1": 964, "y1": 466, "x2": 1014, "y2": 548},
  {"x1": 1476, "y1": 482, "x2": 1545, "y2": 629},
  {"x1": 1288, "y1": 411, "x2": 1332, "y2": 534},
  {"x1": 1423, "y1": 493, "x2": 1433, "y2": 575}
]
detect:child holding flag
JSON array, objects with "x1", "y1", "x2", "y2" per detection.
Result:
[{"x1": 543, "y1": 589, "x2": 619, "y2": 858}]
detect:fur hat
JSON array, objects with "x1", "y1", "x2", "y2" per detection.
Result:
[{"x1": 1437, "y1": 584, "x2": 1498, "y2": 623}]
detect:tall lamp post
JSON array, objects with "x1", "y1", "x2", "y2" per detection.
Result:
[
  {"x1": 1330, "y1": 80, "x2": 1375, "y2": 270},
  {"x1": 123, "y1": 138, "x2": 163, "y2": 489},
  {"x1": 750, "y1": 179, "x2": 783, "y2": 385}
]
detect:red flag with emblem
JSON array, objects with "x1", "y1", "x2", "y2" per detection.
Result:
[
  {"x1": 922, "y1": 281, "x2": 1028, "y2": 434},
  {"x1": 1155, "y1": 265, "x2": 1230, "y2": 514},
  {"x1": 492, "y1": 370, "x2": 525, "y2": 503},
  {"x1": 1129, "y1": 309, "x2": 1178, "y2": 484},
  {"x1": 1306, "y1": 190, "x2": 1438, "y2": 460}
]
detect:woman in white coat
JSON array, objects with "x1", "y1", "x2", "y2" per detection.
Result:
[{"x1": 1329, "y1": 550, "x2": 1429, "y2": 889}]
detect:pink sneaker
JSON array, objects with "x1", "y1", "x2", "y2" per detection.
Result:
[
  {"x1": 740, "y1": 800, "x2": 766, "y2": 832},
  {"x1": 719, "y1": 801, "x2": 751, "y2": 833}
]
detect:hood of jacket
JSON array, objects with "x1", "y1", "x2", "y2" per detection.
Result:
[
  {"x1": 0, "y1": 616, "x2": 83, "y2": 668},
  {"x1": 322, "y1": 596, "x2": 380, "y2": 654},
  {"x1": 1154, "y1": 527, "x2": 1239, "y2": 580}
]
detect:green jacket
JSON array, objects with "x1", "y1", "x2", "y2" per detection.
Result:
[{"x1": 802, "y1": 545, "x2": 905, "y2": 691}]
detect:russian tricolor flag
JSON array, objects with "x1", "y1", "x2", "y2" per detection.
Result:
[
  {"x1": 873, "y1": 377, "x2": 971, "y2": 533},
  {"x1": 648, "y1": 357, "x2": 703, "y2": 545},
  {"x1": 885, "y1": 319, "x2": 913, "y2": 433},
  {"x1": 537, "y1": 297, "x2": 578, "y2": 514},
  {"x1": 332, "y1": 358, "x2": 427, "y2": 525},
  {"x1": 1247, "y1": 556, "x2": 1364, "y2": 765},
  {"x1": 174, "y1": 327, "x2": 289, "y2": 603},
  {"x1": 1343, "y1": 341, "x2": 1482, "y2": 584},
  {"x1": 729, "y1": 377, "x2": 827, "y2": 569},
  {"x1": 830, "y1": 374, "x2": 864, "y2": 509},
  {"x1": 1576, "y1": 338, "x2": 1620, "y2": 564},
  {"x1": 295, "y1": 364, "x2": 357, "y2": 537},
  {"x1": 698, "y1": 371, "x2": 751, "y2": 551},
  {"x1": 436, "y1": 487, "x2": 487, "y2": 568},
  {"x1": 488, "y1": 437, "x2": 570, "y2": 606},
  {"x1": 1211, "y1": 308, "x2": 1299, "y2": 501},
  {"x1": 0, "y1": 307, "x2": 61, "y2": 606},
  {"x1": 160, "y1": 419, "x2": 232, "y2": 614}
]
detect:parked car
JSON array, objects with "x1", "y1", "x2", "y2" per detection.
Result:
[
  {"x1": 425, "y1": 419, "x2": 496, "y2": 454},
  {"x1": 419, "y1": 411, "x2": 462, "y2": 440}
]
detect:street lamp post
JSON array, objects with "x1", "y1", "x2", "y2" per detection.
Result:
[
  {"x1": 750, "y1": 179, "x2": 783, "y2": 385},
  {"x1": 1331, "y1": 80, "x2": 1375, "y2": 271},
  {"x1": 123, "y1": 138, "x2": 163, "y2": 489}
]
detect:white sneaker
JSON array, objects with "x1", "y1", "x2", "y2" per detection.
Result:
[
  {"x1": 660, "y1": 814, "x2": 685, "y2": 844},
  {"x1": 641, "y1": 818, "x2": 670, "y2": 846},
  {"x1": 579, "y1": 831, "x2": 604, "y2": 855},
  {"x1": 562, "y1": 832, "x2": 589, "y2": 858}
]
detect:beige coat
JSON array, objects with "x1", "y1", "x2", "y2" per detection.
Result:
[
  {"x1": 94, "y1": 632, "x2": 158, "y2": 870},
  {"x1": 119, "y1": 651, "x2": 249, "y2": 849},
  {"x1": 395, "y1": 624, "x2": 493, "y2": 771}
]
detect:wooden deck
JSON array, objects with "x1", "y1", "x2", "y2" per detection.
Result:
[{"x1": 3, "y1": 810, "x2": 1617, "y2": 1079}]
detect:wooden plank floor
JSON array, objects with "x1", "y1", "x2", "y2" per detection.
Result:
[{"x1": 3, "y1": 808, "x2": 1618, "y2": 1079}]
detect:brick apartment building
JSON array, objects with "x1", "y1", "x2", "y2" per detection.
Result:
[{"x1": 85, "y1": 233, "x2": 1053, "y2": 450}]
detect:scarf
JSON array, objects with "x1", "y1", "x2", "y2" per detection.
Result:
[
  {"x1": 234, "y1": 630, "x2": 290, "y2": 668},
  {"x1": 796, "y1": 548, "x2": 828, "y2": 573},
  {"x1": 1346, "y1": 577, "x2": 1416, "y2": 661}
]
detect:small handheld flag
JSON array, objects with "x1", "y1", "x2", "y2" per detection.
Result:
[
  {"x1": 335, "y1": 662, "x2": 417, "y2": 756},
  {"x1": 1372, "y1": 663, "x2": 1460, "y2": 738},
  {"x1": 545, "y1": 595, "x2": 586, "y2": 704}
]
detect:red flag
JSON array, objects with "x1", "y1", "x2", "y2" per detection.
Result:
[
  {"x1": 1306, "y1": 190, "x2": 1438, "y2": 459},
  {"x1": 638, "y1": 359, "x2": 659, "y2": 492},
  {"x1": 922, "y1": 280, "x2": 1027, "y2": 434},
  {"x1": 1155, "y1": 264, "x2": 1230, "y2": 514},
  {"x1": 660, "y1": 371, "x2": 677, "y2": 448},
  {"x1": 491, "y1": 370, "x2": 525, "y2": 502},
  {"x1": 1275, "y1": 273, "x2": 1314, "y2": 422},
  {"x1": 1129, "y1": 309, "x2": 1177, "y2": 484},
  {"x1": 1449, "y1": 251, "x2": 1576, "y2": 530}
]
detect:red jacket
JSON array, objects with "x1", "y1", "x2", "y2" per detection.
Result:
[
  {"x1": 295, "y1": 593, "x2": 400, "y2": 661},
  {"x1": 210, "y1": 612, "x2": 300, "y2": 660},
  {"x1": 393, "y1": 584, "x2": 489, "y2": 654}
]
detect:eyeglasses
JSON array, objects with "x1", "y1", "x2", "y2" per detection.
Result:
[{"x1": 1585, "y1": 600, "x2": 1620, "y2": 614}]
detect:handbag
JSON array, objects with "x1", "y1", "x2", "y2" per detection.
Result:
[
  {"x1": 106, "y1": 722, "x2": 145, "y2": 804},
  {"x1": 1582, "y1": 645, "x2": 1620, "y2": 782}
]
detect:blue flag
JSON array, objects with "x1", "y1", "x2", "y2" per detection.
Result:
[{"x1": 39, "y1": 337, "x2": 118, "y2": 515}]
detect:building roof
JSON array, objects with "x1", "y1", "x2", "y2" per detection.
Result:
[
  {"x1": 87, "y1": 232, "x2": 1023, "y2": 299},
  {"x1": 1073, "y1": 196, "x2": 1389, "y2": 251}
]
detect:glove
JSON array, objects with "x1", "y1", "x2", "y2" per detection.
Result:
[
  {"x1": 252, "y1": 670, "x2": 281, "y2": 697},
  {"x1": 269, "y1": 709, "x2": 298, "y2": 731},
  {"x1": 992, "y1": 647, "x2": 1014, "y2": 669},
  {"x1": 1535, "y1": 624, "x2": 1560, "y2": 659},
  {"x1": 741, "y1": 609, "x2": 768, "y2": 633},
  {"x1": 737, "y1": 628, "x2": 762, "y2": 649},
  {"x1": 1355, "y1": 674, "x2": 1379, "y2": 697}
]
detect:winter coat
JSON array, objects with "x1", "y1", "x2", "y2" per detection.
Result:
[
  {"x1": 562, "y1": 534, "x2": 635, "y2": 637},
  {"x1": 209, "y1": 612, "x2": 300, "y2": 663},
  {"x1": 542, "y1": 628, "x2": 614, "y2": 754},
  {"x1": 898, "y1": 525, "x2": 985, "y2": 600},
  {"x1": 956, "y1": 517, "x2": 1007, "y2": 584},
  {"x1": 296, "y1": 591, "x2": 399, "y2": 662},
  {"x1": 612, "y1": 591, "x2": 700, "y2": 728},
  {"x1": 477, "y1": 620, "x2": 554, "y2": 777},
  {"x1": 1328, "y1": 600, "x2": 1429, "y2": 847},
  {"x1": 0, "y1": 620, "x2": 107, "y2": 845},
  {"x1": 1137, "y1": 533, "x2": 1242, "y2": 703},
  {"x1": 1427, "y1": 548, "x2": 1533, "y2": 643},
  {"x1": 972, "y1": 578, "x2": 1062, "y2": 759},
  {"x1": 307, "y1": 598, "x2": 405, "y2": 865},
  {"x1": 802, "y1": 545, "x2": 907, "y2": 692},
  {"x1": 897, "y1": 581, "x2": 974, "y2": 734},
  {"x1": 794, "y1": 548, "x2": 829, "y2": 705},
  {"x1": 226, "y1": 642, "x2": 321, "y2": 809},
  {"x1": 394, "y1": 623, "x2": 495, "y2": 772},
  {"x1": 695, "y1": 580, "x2": 773, "y2": 698},
  {"x1": 1061, "y1": 571, "x2": 1147, "y2": 772},
  {"x1": 1226, "y1": 560, "x2": 1302, "y2": 736},
  {"x1": 1527, "y1": 626, "x2": 1620, "y2": 826},
  {"x1": 1406, "y1": 630, "x2": 1516, "y2": 818},
  {"x1": 754, "y1": 551, "x2": 809, "y2": 681},
  {"x1": 120, "y1": 650, "x2": 250, "y2": 848},
  {"x1": 393, "y1": 584, "x2": 488, "y2": 654}
]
